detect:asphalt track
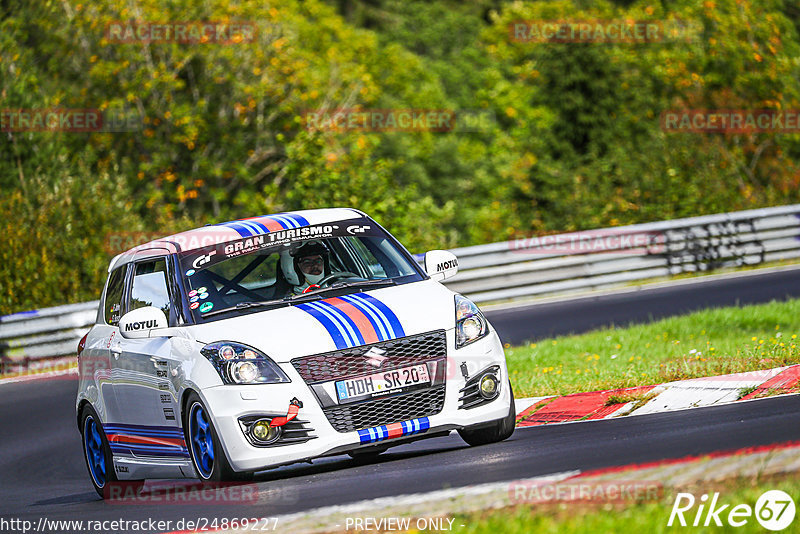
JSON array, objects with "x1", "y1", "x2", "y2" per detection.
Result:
[
  {"x1": 0, "y1": 378, "x2": 798, "y2": 531},
  {"x1": 2, "y1": 268, "x2": 800, "y2": 531},
  {"x1": 486, "y1": 266, "x2": 800, "y2": 345}
]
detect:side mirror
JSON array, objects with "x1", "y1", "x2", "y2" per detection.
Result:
[
  {"x1": 424, "y1": 250, "x2": 459, "y2": 282},
  {"x1": 119, "y1": 306, "x2": 171, "y2": 339}
]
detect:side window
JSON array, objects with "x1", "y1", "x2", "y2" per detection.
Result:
[
  {"x1": 104, "y1": 266, "x2": 126, "y2": 326},
  {"x1": 130, "y1": 259, "x2": 171, "y2": 323}
]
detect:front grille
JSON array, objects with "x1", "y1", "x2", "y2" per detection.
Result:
[
  {"x1": 292, "y1": 330, "x2": 446, "y2": 383},
  {"x1": 323, "y1": 385, "x2": 446, "y2": 432}
]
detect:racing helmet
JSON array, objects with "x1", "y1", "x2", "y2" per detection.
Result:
[{"x1": 280, "y1": 241, "x2": 330, "y2": 286}]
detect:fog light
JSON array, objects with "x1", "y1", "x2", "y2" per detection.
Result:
[
  {"x1": 251, "y1": 419, "x2": 281, "y2": 444},
  {"x1": 479, "y1": 373, "x2": 499, "y2": 399}
]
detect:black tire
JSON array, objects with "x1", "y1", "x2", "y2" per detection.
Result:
[
  {"x1": 80, "y1": 404, "x2": 118, "y2": 498},
  {"x1": 184, "y1": 392, "x2": 253, "y2": 482},
  {"x1": 457, "y1": 382, "x2": 516, "y2": 446}
]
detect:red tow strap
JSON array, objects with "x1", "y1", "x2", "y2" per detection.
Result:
[{"x1": 270, "y1": 399, "x2": 302, "y2": 427}]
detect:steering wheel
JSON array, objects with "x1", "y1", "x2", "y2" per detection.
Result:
[{"x1": 316, "y1": 271, "x2": 359, "y2": 287}]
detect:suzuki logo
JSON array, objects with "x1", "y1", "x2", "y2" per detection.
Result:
[{"x1": 364, "y1": 347, "x2": 388, "y2": 367}]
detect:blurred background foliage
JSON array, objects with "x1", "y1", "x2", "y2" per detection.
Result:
[{"x1": 1, "y1": 0, "x2": 800, "y2": 313}]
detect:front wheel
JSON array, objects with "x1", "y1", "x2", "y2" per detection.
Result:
[
  {"x1": 457, "y1": 383, "x2": 516, "y2": 446},
  {"x1": 80, "y1": 404, "x2": 118, "y2": 498},
  {"x1": 184, "y1": 392, "x2": 252, "y2": 481}
]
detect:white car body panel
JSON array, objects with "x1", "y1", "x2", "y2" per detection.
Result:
[{"x1": 77, "y1": 209, "x2": 512, "y2": 481}]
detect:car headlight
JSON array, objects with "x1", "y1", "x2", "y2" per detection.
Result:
[
  {"x1": 455, "y1": 295, "x2": 488, "y2": 348},
  {"x1": 200, "y1": 342, "x2": 291, "y2": 385}
]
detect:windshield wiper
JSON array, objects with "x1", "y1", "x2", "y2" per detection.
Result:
[
  {"x1": 200, "y1": 298, "x2": 288, "y2": 318},
  {"x1": 286, "y1": 278, "x2": 396, "y2": 302}
]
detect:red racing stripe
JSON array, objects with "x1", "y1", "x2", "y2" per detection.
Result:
[
  {"x1": 326, "y1": 297, "x2": 380, "y2": 344},
  {"x1": 245, "y1": 216, "x2": 284, "y2": 232},
  {"x1": 385, "y1": 422, "x2": 404, "y2": 439},
  {"x1": 107, "y1": 434, "x2": 186, "y2": 448}
]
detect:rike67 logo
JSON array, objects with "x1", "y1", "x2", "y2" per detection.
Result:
[{"x1": 668, "y1": 490, "x2": 796, "y2": 531}]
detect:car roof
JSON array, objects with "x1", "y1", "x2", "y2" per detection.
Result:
[{"x1": 109, "y1": 207, "x2": 365, "y2": 271}]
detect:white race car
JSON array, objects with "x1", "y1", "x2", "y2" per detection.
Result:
[{"x1": 76, "y1": 208, "x2": 514, "y2": 497}]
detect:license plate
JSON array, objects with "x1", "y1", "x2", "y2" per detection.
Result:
[{"x1": 336, "y1": 364, "x2": 431, "y2": 402}]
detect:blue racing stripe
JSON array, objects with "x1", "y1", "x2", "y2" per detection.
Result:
[
  {"x1": 357, "y1": 417, "x2": 431, "y2": 444},
  {"x1": 270, "y1": 214, "x2": 298, "y2": 229},
  {"x1": 217, "y1": 221, "x2": 252, "y2": 237},
  {"x1": 109, "y1": 443, "x2": 187, "y2": 453},
  {"x1": 315, "y1": 300, "x2": 365, "y2": 347},
  {"x1": 239, "y1": 219, "x2": 270, "y2": 235},
  {"x1": 281, "y1": 212, "x2": 310, "y2": 227},
  {"x1": 260, "y1": 215, "x2": 290, "y2": 229},
  {"x1": 341, "y1": 294, "x2": 392, "y2": 340},
  {"x1": 214, "y1": 212, "x2": 309, "y2": 238},
  {"x1": 233, "y1": 220, "x2": 258, "y2": 235},
  {"x1": 103, "y1": 424, "x2": 184, "y2": 437},
  {"x1": 348, "y1": 293, "x2": 405, "y2": 339},
  {"x1": 305, "y1": 301, "x2": 360, "y2": 347},
  {"x1": 110, "y1": 444, "x2": 189, "y2": 458},
  {"x1": 338, "y1": 294, "x2": 389, "y2": 341},
  {"x1": 104, "y1": 428, "x2": 184, "y2": 439},
  {"x1": 103, "y1": 423, "x2": 181, "y2": 432},
  {"x1": 296, "y1": 302, "x2": 350, "y2": 349}
]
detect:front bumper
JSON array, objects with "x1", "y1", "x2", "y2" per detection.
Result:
[{"x1": 199, "y1": 328, "x2": 510, "y2": 473}]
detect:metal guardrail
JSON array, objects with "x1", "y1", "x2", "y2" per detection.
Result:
[
  {"x1": 0, "y1": 301, "x2": 99, "y2": 374},
  {"x1": 3, "y1": 204, "x2": 800, "y2": 373},
  {"x1": 446, "y1": 204, "x2": 800, "y2": 302}
]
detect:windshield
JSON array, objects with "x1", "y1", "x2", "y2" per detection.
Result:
[{"x1": 178, "y1": 218, "x2": 423, "y2": 322}]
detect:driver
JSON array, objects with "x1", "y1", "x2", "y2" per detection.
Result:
[{"x1": 289, "y1": 241, "x2": 330, "y2": 295}]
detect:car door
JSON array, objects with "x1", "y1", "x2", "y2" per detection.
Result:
[
  {"x1": 82, "y1": 263, "x2": 127, "y2": 423},
  {"x1": 113, "y1": 253, "x2": 182, "y2": 436}
]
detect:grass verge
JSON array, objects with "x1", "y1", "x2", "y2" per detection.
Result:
[
  {"x1": 506, "y1": 299, "x2": 800, "y2": 397},
  {"x1": 454, "y1": 473, "x2": 800, "y2": 534}
]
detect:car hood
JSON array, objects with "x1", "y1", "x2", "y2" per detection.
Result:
[{"x1": 188, "y1": 280, "x2": 456, "y2": 362}]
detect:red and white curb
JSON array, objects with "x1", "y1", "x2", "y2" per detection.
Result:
[{"x1": 515, "y1": 364, "x2": 800, "y2": 427}]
